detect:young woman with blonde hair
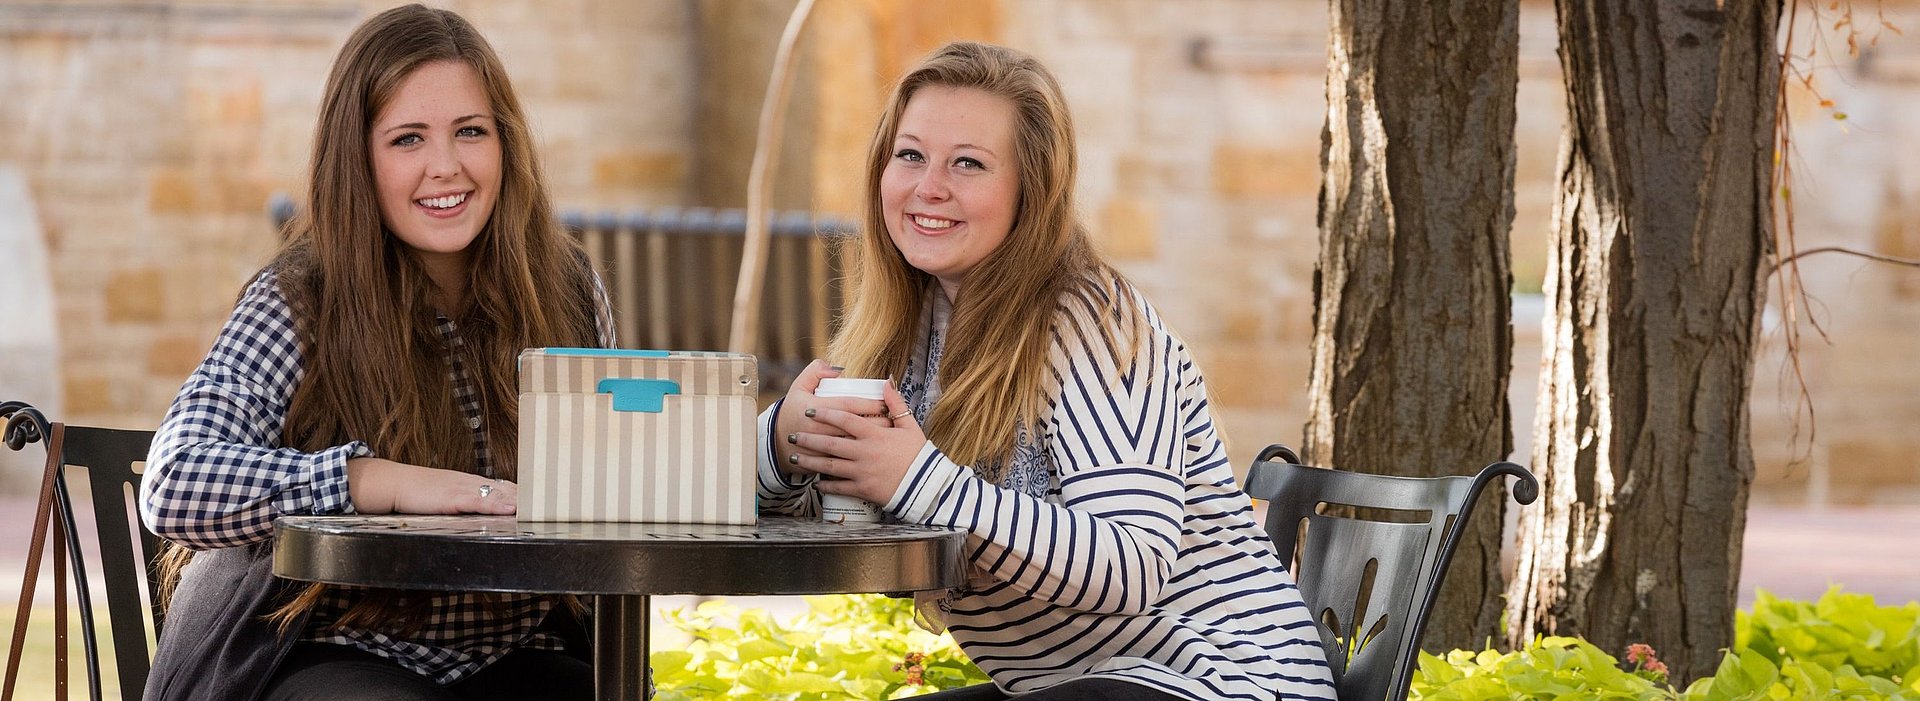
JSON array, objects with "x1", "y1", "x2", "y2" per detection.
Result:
[
  {"x1": 762, "y1": 41, "x2": 1336, "y2": 701},
  {"x1": 140, "y1": 5, "x2": 607, "y2": 699}
]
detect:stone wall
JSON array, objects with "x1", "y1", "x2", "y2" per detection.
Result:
[
  {"x1": 997, "y1": 0, "x2": 1328, "y2": 470},
  {"x1": 0, "y1": 0, "x2": 1912, "y2": 503},
  {"x1": 0, "y1": 0, "x2": 695, "y2": 432},
  {"x1": 1746, "y1": 7, "x2": 1920, "y2": 504}
]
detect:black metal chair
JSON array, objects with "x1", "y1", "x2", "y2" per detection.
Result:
[
  {"x1": 3, "y1": 401, "x2": 164, "y2": 701},
  {"x1": 1243, "y1": 444, "x2": 1539, "y2": 701}
]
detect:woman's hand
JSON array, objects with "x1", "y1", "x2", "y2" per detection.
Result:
[
  {"x1": 346, "y1": 457, "x2": 516, "y2": 515},
  {"x1": 789, "y1": 382, "x2": 924, "y2": 504},
  {"x1": 772, "y1": 359, "x2": 888, "y2": 477}
]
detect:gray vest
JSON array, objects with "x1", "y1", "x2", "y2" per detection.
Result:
[{"x1": 144, "y1": 543, "x2": 305, "y2": 701}]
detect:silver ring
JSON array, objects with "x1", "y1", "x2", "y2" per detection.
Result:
[{"x1": 478, "y1": 484, "x2": 494, "y2": 499}]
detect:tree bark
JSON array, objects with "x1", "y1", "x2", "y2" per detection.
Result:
[
  {"x1": 1309, "y1": 0, "x2": 1519, "y2": 653},
  {"x1": 1506, "y1": 0, "x2": 1778, "y2": 683}
]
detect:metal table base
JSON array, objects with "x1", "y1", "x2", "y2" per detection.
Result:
[{"x1": 596, "y1": 594, "x2": 649, "y2": 699}]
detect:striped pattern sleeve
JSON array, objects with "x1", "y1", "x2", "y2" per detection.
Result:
[
  {"x1": 139, "y1": 271, "x2": 367, "y2": 550},
  {"x1": 754, "y1": 399, "x2": 820, "y2": 516},
  {"x1": 886, "y1": 285, "x2": 1185, "y2": 615}
]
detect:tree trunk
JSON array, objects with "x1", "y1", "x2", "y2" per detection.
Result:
[
  {"x1": 1505, "y1": 0, "x2": 1778, "y2": 683},
  {"x1": 1308, "y1": 0, "x2": 1519, "y2": 653}
]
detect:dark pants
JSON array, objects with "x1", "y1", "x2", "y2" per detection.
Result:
[
  {"x1": 261, "y1": 641, "x2": 593, "y2": 701},
  {"x1": 913, "y1": 677, "x2": 1186, "y2": 700}
]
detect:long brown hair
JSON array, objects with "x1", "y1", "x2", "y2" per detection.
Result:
[
  {"x1": 830, "y1": 42, "x2": 1138, "y2": 470},
  {"x1": 158, "y1": 4, "x2": 598, "y2": 633}
]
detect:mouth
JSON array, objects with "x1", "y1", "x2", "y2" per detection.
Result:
[
  {"x1": 414, "y1": 191, "x2": 471, "y2": 219},
  {"x1": 416, "y1": 192, "x2": 469, "y2": 210},
  {"x1": 910, "y1": 214, "x2": 958, "y2": 232}
]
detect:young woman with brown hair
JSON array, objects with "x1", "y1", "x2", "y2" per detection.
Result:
[
  {"x1": 139, "y1": 5, "x2": 607, "y2": 700},
  {"x1": 761, "y1": 42, "x2": 1336, "y2": 701}
]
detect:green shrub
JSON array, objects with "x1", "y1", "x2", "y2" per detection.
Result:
[
  {"x1": 1678, "y1": 647, "x2": 1918, "y2": 700},
  {"x1": 648, "y1": 588, "x2": 1920, "y2": 699},
  {"x1": 649, "y1": 594, "x2": 989, "y2": 700},
  {"x1": 1412, "y1": 588, "x2": 1920, "y2": 701},
  {"x1": 1739, "y1": 587, "x2": 1920, "y2": 681},
  {"x1": 1412, "y1": 636, "x2": 1671, "y2": 700}
]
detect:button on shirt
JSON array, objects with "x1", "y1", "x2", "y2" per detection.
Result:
[{"x1": 141, "y1": 269, "x2": 615, "y2": 684}]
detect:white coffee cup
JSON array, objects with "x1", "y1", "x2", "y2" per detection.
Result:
[
  {"x1": 812, "y1": 377, "x2": 888, "y2": 523},
  {"x1": 815, "y1": 377, "x2": 888, "y2": 401}
]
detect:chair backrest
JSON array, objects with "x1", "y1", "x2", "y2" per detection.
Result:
[
  {"x1": 4, "y1": 400, "x2": 161, "y2": 701},
  {"x1": 1242, "y1": 444, "x2": 1537, "y2": 701},
  {"x1": 60, "y1": 425, "x2": 164, "y2": 700}
]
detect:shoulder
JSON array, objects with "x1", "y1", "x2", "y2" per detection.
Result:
[
  {"x1": 230, "y1": 268, "x2": 296, "y2": 331},
  {"x1": 1049, "y1": 275, "x2": 1178, "y2": 365},
  {"x1": 207, "y1": 267, "x2": 303, "y2": 368}
]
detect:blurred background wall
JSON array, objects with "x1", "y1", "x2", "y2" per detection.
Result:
[{"x1": 0, "y1": 0, "x2": 1913, "y2": 504}]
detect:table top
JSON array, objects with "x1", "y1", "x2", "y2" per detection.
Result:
[{"x1": 273, "y1": 515, "x2": 968, "y2": 597}]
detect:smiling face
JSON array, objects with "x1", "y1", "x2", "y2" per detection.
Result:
[
  {"x1": 880, "y1": 85, "x2": 1021, "y2": 300},
  {"x1": 369, "y1": 60, "x2": 502, "y2": 286}
]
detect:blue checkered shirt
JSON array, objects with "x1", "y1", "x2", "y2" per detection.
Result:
[{"x1": 141, "y1": 268, "x2": 615, "y2": 684}]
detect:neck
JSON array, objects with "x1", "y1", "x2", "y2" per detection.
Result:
[{"x1": 417, "y1": 250, "x2": 471, "y2": 314}]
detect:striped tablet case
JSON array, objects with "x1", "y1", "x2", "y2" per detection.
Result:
[{"x1": 516, "y1": 348, "x2": 758, "y2": 524}]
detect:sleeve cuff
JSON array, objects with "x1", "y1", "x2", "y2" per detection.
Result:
[
  {"x1": 885, "y1": 441, "x2": 965, "y2": 524},
  {"x1": 280, "y1": 441, "x2": 369, "y2": 516},
  {"x1": 757, "y1": 398, "x2": 815, "y2": 493}
]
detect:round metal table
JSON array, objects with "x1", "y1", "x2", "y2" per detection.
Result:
[{"x1": 274, "y1": 515, "x2": 966, "y2": 700}]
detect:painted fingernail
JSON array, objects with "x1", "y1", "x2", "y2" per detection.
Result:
[
  {"x1": 804, "y1": 408, "x2": 816, "y2": 418},
  {"x1": 830, "y1": 365, "x2": 845, "y2": 372},
  {"x1": 788, "y1": 453, "x2": 799, "y2": 465},
  {"x1": 786, "y1": 433, "x2": 798, "y2": 444}
]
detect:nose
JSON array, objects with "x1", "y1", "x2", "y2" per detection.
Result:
[
  {"x1": 912, "y1": 168, "x2": 948, "y2": 202},
  {"x1": 426, "y1": 140, "x2": 461, "y2": 180}
]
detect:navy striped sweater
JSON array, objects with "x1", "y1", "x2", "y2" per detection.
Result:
[{"x1": 759, "y1": 282, "x2": 1335, "y2": 700}]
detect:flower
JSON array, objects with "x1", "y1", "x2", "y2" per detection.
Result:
[
  {"x1": 1623, "y1": 643, "x2": 1668, "y2": 682},
  {"x1": 894, "y1": 651, "x2": 929, "y2": 686},
  {"x1": 1625, "y1": 643, "x2": 1657, "y2": 665}
]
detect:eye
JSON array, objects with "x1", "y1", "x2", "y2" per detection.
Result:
[
  {"x1": 390, "y1": 133, "x2": 422, "y2": 147},
  {"x1": 954, "y1": 157, "x2": 985, "y2": 170},
  {"x1": 893, "y1": 148, "x2": 924, "y2": 163},
  {"x1": 457, "y1": 125, "x2": 489, "y2": 139}
]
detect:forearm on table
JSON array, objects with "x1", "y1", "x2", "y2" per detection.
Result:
[
  {"x1": 889, "y1": 445, "x2": 1183, "y2": 615},
  {"x1": 142, "y1": 438, "x2": 361, "y2": 549}
]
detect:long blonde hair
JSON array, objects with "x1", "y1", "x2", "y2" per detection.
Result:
[
  {"x1": 158, "y1": 3, "x2": 598, "y2": 633},
  {"x1": 830, "y1": 42, "x2": 1137, "y2": 470}
]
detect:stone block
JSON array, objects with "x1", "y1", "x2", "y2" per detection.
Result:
[
  {"x1": 1212, "y1": 144, "x2": 1319, "y2": 198},
  {"x1": 1054, "y1": 0, "x2": 1136, "y2": 41},
  {"x1": 1097, "y1": 197, "x2": 1158, "y2": 260},
  {"x1": 146, "y1": 166, "x2": 273, "y2": 215},
  {"x1": 1195, "y1": 340, "x2": 1308, "y2": 411},
  {"x1": 214, "y1": 175, "x2": 275, "y2": 215},
  {"x1": 104, "y1": 268, "x2": 166, "y2": 323},
  {"x1": 162, "y1": 257, "x2": 248, "y2": 324},
  {"x1": 148, "y1": 167, "x2": 198, "y2": 214},
  {"x1": 1828, "y1": 438, "x2": 1919, "y2": 488},
  {"x1": 1116, "y1": 152, "x2": 1205, "y2": 193},
  {"x1": 146, "y1": 332, "x2": 209, "y2": 377},
  {"x1": 64, "y1": 374, "x2": 115, "y2": 417},
  {"x1": 187, "y1": 79, "x2": 266, "y2": 167},
  {"x1": 592, "y1": 151, "x2": 688, "y2": 193}
]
